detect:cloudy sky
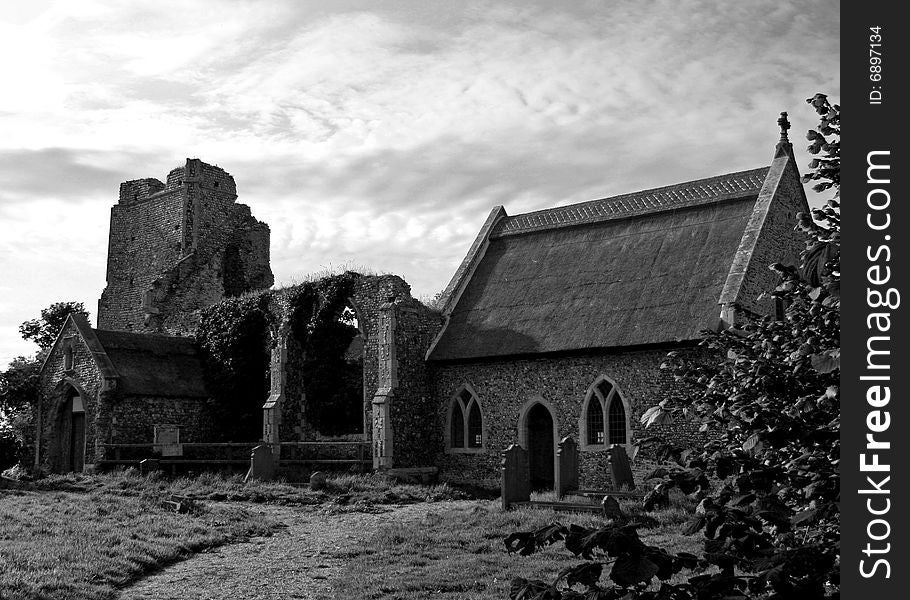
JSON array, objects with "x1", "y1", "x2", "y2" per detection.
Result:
[{"x1": 0, "y1": 0, "x2": 839, "y2": 367}]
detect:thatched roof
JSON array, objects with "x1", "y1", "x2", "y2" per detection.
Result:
[
  {"x1": 428, "y1": 168, "x2": 772, "y2": 361},
  {"x1": 92, "y1": 329, "x2": 209, "y2": 397}
]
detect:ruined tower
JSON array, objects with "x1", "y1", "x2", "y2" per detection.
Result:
[{"x1": 97, "y1": 158, "x2": 273, "y2": 334}]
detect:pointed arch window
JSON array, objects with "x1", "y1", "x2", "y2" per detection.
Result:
[
  {"x1": 450, "y1": 399, "x2": 465, "y2": 449},
  {"x1": 467, "y1": 401, "x2": 483, "y2": 448},
  {"x1": 447, "y1": 385, "x2": 485, "y2": 453},
  {"x1": 586, "y1": 397, "x2": 605, "y2": 445},
  {"x1": 63, "y1": 337, "x2": 75, "y2": 371},
  {"x1": 607, "y1": 394, "x2": 627, "y2": 444},
  {"x1": 581, "y1": 376, "x2": 630, "y2": 451}
]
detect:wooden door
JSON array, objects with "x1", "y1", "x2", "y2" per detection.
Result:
[{"x1": 70, "y1": 401, "x2": 85, "y2": 473}]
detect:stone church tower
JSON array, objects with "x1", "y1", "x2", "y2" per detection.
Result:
[{"x1": 97, "y1": 158, "x2": 273, "y2": 334}]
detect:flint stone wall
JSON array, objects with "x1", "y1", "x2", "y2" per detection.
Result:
[
  {"x1": 98, "y1": 159, "x2": 272, "y2": 336},
  {"x1": 430, "y1": 346, "x2": 709, "y2": 489}
]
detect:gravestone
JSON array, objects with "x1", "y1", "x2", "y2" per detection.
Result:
[
  {"x1": 609, "y1": 444, "x2": 635, "y2": 490},
  {"x1": 555, "y1": 436, "x2": 578, "y2": 499},
  {"x1": 139, "y1": 458, "x2": 161, "y2": 476},
  {"x1": 245, "y1": 445, "x2": 275, "y2": 482},
  {"x1": 602, "y1": 495, "x2": 624, "y2": 520},
  {"x1": 310, "y1": 470, "x2": 327, "y2": 490},
  {"x1": 501, "y1": 444, "x2": 530, "y2": 510}
]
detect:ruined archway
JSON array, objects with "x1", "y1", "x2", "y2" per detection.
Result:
[
  {"x1": 299, "y1": 301, "x2": 365, "y2": 436},
  {"x1": 272, "y1": 272, "x2": 417, "y2": 443}
]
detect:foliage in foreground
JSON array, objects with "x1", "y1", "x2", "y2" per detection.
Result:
[{"x1": 504, "y1": 95, "x2": 841, "y2": 599}]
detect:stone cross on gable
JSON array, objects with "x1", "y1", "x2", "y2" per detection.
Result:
[{"x1": 777, "y1": 111, "x2": 790, "y2": 142}]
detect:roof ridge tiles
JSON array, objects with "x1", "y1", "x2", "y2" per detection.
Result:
[{"x1": 492, "y1": 166, "x2": 770, "y2": 238}]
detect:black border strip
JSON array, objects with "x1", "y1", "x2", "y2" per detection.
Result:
[{"x1": 842, "y1": 4, "x2": 908, "y2": 597}]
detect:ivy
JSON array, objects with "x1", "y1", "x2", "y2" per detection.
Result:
[
  {"x1": 286, "y1": 271, "x2": 362, "y2": 435},
  {"x1": 196, "y1": 292, "x2": 273, "y2": 441},
  {"x1": 194, "y1": 271, "x2": 364, "y2": 440}
]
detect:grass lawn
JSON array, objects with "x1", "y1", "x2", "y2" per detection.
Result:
[
  {"x1": 0, "y1": 486, "x2": 276, "y2": 600},
  {"x1": 25, "y1": 469, "x2": 473, "y2": 506},
  {"x1": 1, "y1": 471, "x2": 702, "y2": 600},
  {"x1": 335, "y1": 498, "x2": 703, "y2": 599},
  {"x1": 0, "y1": 470, "x2": 471, "y2": 600}
]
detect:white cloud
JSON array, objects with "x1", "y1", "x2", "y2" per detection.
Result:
[{"x1": 0, "y1": 0, "x2": 839, "y2": 368}]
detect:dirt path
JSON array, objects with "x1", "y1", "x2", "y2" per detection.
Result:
[{"x1": 119, "y1": 501, "x2": 469, "y2": 600}]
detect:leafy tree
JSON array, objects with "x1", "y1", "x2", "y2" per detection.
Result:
[
  {"x1": 0, "y1": 357, "x2": 42, "y2": 469},
  {"x1": 504, "y1": 95, "x2": 841, "y2": 599},
  {"x1": 0, "y1": 356, "x2": 41, "y2": 416},
  {"x1": 18, "y1": 301, "x2": 89, "y2": 351},
  {"x1": 639, "y1": 93, "x2": 841, "y2": 598}
]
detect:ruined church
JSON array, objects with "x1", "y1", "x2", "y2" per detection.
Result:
[{"x1": 36, "y1": 118, "x2": 809, "y2": 490}]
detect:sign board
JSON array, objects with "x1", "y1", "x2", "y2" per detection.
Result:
[{"x1": 153, "y1": 424, "x2": 183, "y2": 457}]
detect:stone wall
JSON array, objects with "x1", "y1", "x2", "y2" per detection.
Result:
[
  {"x1": 736, "y1": 157, "x2": 808, "y2": 317},
  {"x1": 110, "y1": 396, "x2": 210, "y2": 446},
  {"x1": 429, "y1": 346, "x2": 708, "y2": 489},
  {"x1": 98, "y1": 159, "x2": 273, "y2": 335},
  {"x1": 99, "y1": 187, "x2": 184, "y2": 331},
  {"x1": 721, "y1": 152, "x2": 809, "y2": 321},
  {"x1": 387, "y1": 299, "x2": 444, "y2": 468}
]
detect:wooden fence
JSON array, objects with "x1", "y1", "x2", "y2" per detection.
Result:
[{"x1": 99, "y1": 440, "x2": 372, "y2": 472}]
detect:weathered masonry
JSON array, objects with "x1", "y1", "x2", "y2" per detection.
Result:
[
  {"x1": 98, "y1": 159, "x2": 273, "y2": 335},
  {"x1": 38, "y1": 118, "x2": 808, "y2": 491},
  {"x1": 36, "y1": 314, "x2": 211, "y2": 471}
]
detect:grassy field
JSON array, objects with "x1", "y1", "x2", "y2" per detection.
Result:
[
  {"x1": 0, "y1": 487, "x2": 275, "y2": 600},
  {"x1": 1, "y1": 471, "x2": 700, "y2": 599},
  {"x1": 23, "y1": 469, "x2": 474, "y2": 506},
  {"x1": 334, "y1": 496, "x2": 701, "y2": 599},
  {"x1": 0, "y1": 470, "x2": 472, "y2": 600}
]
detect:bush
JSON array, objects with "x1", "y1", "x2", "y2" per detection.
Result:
[{"x1": 0, "y1": 430, "x2": 21, "y2": 472}]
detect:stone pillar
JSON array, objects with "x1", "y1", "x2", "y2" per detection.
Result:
[
  {"x1": 262, "y1": 331, "x2": 287, "y2": 449},
  {"x1": 555, "y1": 436, "x2": 578, "y2": 499},
  {"x1": 501, "y1": 444, "x2": 530, "y2": 510},
  {"x1": 372, "y1": 389, "x2": 394, "y2": 469},
  {"x1": 372, "y1": 302, "x2": 398, "y2": 469}
]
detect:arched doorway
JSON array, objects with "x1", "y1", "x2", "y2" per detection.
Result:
[
  {"x1": 55, "y1": 386, "x2": 85, "y2": 473},
  {"x1": 526, "y1": 403, "x2": 555, "y2": 490}
]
